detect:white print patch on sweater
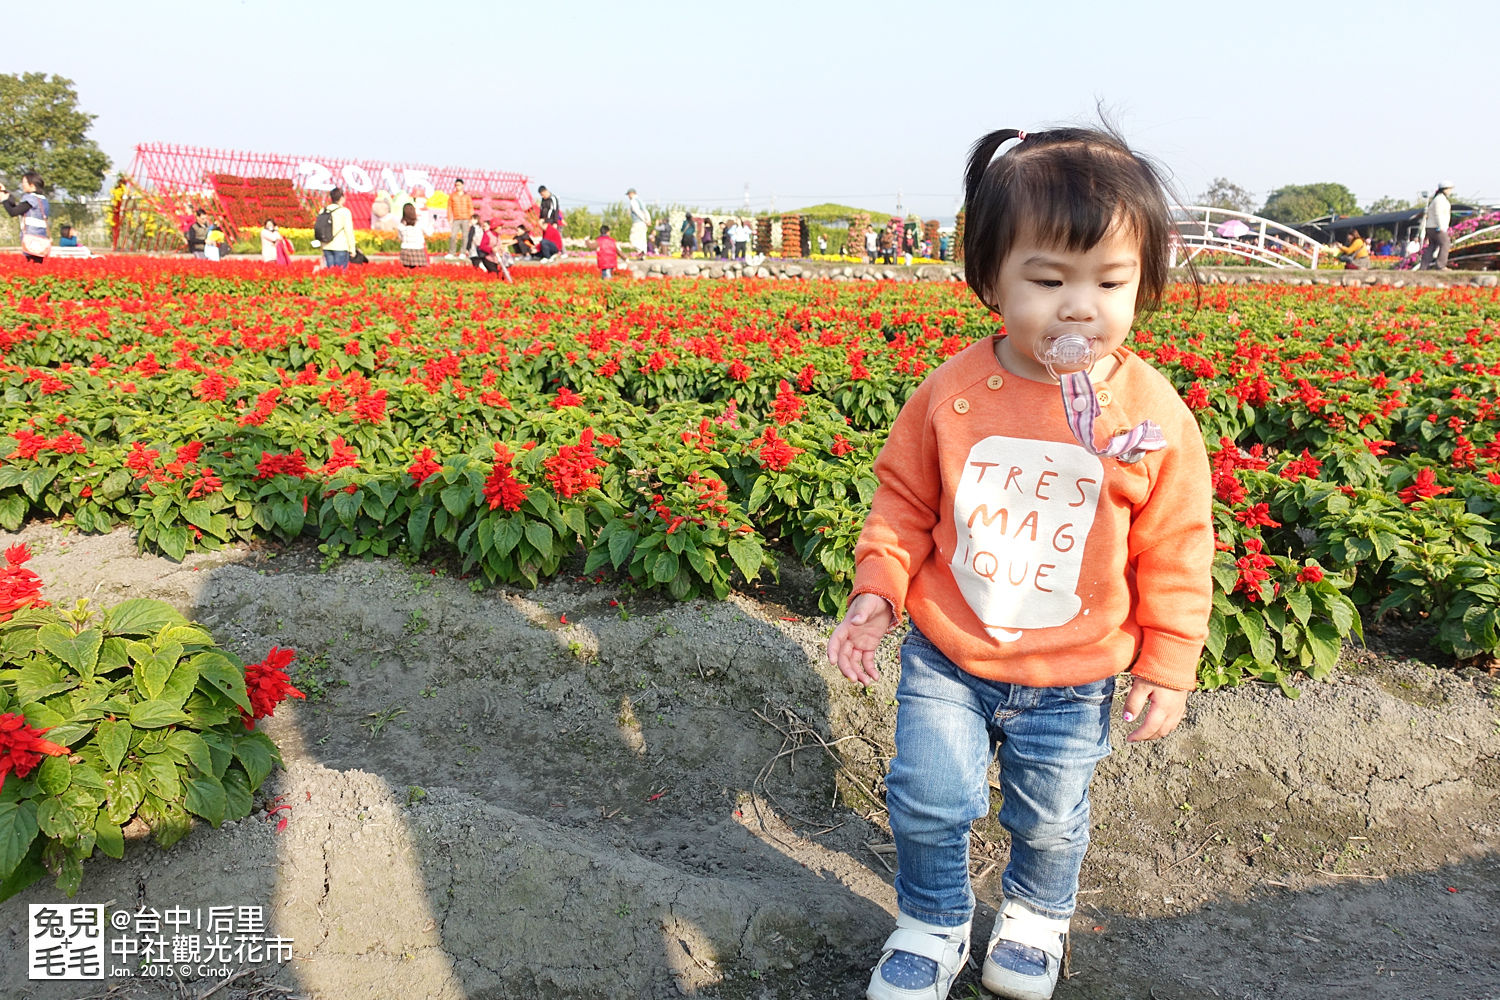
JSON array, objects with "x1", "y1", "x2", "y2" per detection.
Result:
[{"x1": 950, "y1": 437, "x2": 1103, "y2": 641}]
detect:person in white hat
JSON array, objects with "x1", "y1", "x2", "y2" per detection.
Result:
[{"x1": 1421, "y1": 180, "x2": 1455, "y2": 270}]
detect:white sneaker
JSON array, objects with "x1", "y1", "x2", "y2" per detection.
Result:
[
  {"x1": 981, "y1": 901, "x2": 1067, "y2": 1000},
  {"x1": 866, "y1": 913, "x2": 970, "y2": 1000}
]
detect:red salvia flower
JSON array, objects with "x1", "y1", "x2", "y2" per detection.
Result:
[
  {"x1": 1234, "y1": 503, "x2": 1281, "y2": 528},
  {"x1": 727, "y1": 360, "x2": 752, "y2": 382},
  {"x1": 408, "y1": 447, "x2": 442, "y2": 486},
  {"x1": 543, "y1": 429, "x2": 604, "y2": 498},
  {"x1": 755, "y1": 426, "x2": 804, "y2": 472},
  {"x1": 240, "y1": 647, "x2": 305, "y2": 729},
  {"x1": 0, "y1": 712, "x2": 69, "y2": 791},
  {"x1": 830, "y1": 433, "x2": 855, "y2": 457},
  {"x1": 186, "y1": 467, "x2": 223, "y2": 499},
  {"x1": 1398, "y1": 467, "x2": 1451, "y2": 505},
  {"x1": 550, "y1": 386, "x2": 583, "y2": 409},
  {"x1": 352, "y1": 389, "x2": 388, "y2": 424},
  {"x1": 1296, "y1": 564, "x2": 1324, "y2": 584},
  {"x1": 254, "y1": 450, "x2": 310, "y2": 480},
  {"x1": 771, "y1": 380, "x2": 805, "y2": 426},
  {"x1": 321, "y1": 436, "x2": 359, "y2": 476},
  {"x1": 0, "y1": 544, "x2": 48, "y2": 621},
  {"x1": 483, "y1": 443, "x2": 529, "y2": 511}
]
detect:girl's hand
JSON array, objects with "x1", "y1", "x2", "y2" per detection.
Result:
[
  {"x1": 1121, "y1": 678, "x2": 1189, "y2": 742},
  {"x1": 826, "y1": 593, "x2": 895, "y2": 686}
]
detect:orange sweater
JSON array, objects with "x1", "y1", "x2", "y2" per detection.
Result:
[
  {"x1": 449, "y1": 190, "x2": 473, "y2": 221},
  {"x1": 852, "y1": 336, "x2": 1213, "y2": 691}
]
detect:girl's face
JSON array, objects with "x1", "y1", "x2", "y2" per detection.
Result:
[{"x1": 990, "y1": 221, "x2": 1142, "y2": 383}]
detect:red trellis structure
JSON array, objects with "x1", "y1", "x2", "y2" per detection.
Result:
[{"x1": 113, "y1": 143, "x2": 534, "y2": 251}]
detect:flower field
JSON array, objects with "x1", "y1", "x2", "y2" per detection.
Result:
[{"x1": 2, "y1": 258, "x2": 1498, "y2": 695}]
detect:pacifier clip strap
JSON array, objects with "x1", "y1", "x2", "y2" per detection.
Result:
[{"x1": 1060, "y1": 370, "x2": 1167, "y2": 462}]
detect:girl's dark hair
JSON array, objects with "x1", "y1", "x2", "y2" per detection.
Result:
[
  {"x1": 401, "y1": 203, "x2": 417, "y2": 224},
  {"x1": 22, "y1": 172, "x2": 44, "y2": 190},
  {"x1": 961, "y1": 125, "x2": 1186, "y2": 315}
]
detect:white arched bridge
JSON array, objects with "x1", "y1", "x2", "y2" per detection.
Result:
[{"x1": 1171, "y1": 207, "x2": 1327, "y2": 269}]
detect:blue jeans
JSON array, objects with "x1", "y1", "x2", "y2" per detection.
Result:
[
  {"x1": 322, "y1": 249, "x2": 349, "y2": 268},
  {"x1": 886, "y1": 626, "x2": 1114, "y2": 926}
]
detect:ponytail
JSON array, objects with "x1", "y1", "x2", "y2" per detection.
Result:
[{"x1": 963, "y1": 129, "x2": 1024, "y2": 215}]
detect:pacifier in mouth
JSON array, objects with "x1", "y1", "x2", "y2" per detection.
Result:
[{"x1": 1039, "y1": 326, "x2": 1098, "y2": 381}]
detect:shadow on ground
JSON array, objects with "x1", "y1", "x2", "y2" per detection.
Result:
[{"x1": 0, "y1": 525, "x2": 1496, "y2": 999}]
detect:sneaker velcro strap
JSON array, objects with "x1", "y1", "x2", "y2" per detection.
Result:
[
  {"x1": 993, "y1": 918, "x2": 1065, "y2": 959},
  {"x1": 882, "y1": 928, "x2": 966, "y2": 973}
]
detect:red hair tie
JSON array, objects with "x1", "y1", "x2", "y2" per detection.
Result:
[{"x1": 1016, "y1": 131, "x2": 1028, "y2": 141}]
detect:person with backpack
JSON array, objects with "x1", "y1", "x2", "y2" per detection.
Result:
[{"x1": 315, "y1": 187, "x2": 357, "y2": 269}]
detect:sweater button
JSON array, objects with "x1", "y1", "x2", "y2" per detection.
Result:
[
  {"x1": 953, "y1": 398, "x2": 970, "y2": 414},
  {"x1": 986, "y1": 375, "x2": 1004, "y2": 390},
  {"x1": 1095, "y1": 388, "x2": 1113, "y2": 406}
]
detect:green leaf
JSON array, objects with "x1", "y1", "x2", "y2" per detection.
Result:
[
  {"x1": 21, "y1": 466, "x2": 57, "y2": 501},
  {"x1": 407, "y1": 504, "x2": 433, "y2": 552},
  {"x1": 1205, "y1": 610, "x2": 1227, "y2": 660},
  {"x1": 184, "y1": 776, "x2": 227, "y2": 827},
  {"x1": 727, "y1": 536, "x2": 763, "y2": 583},
  {"x1": 105, "y1": 600, "x2": 187, "y2": 637},
  {"x1": 608, "y1": 526, "x2": 638, "y2": 569},
  {"x1": 93, "y1": 812, "x2": 124, "y2": 859},
  {"x1": 440, "y1": 484, "x2": 469, "y2": 517},
  {"x1": 158, "y1": 525, "x2": 189, "y2": 562},
  {"x1": 96, "y1": 719, "x2": 132, "y2": 772},
  {"x1": 192, "y1": 651, "x2": 251, "y2": 713},
  {"x1": 157, "y1": 657, "x2": 201, "y2": 711},
  {"x1": 102, "y1": 771, "x2": 144, "y2": 826},
  {"x1": 15, "y1": 660, "x2": 77, "y2": 702},
  {"x1": 141, "y1": 754, "x2": 181, "y2": 800},
  {"x1": 1285, "y1": 587, "x2": 1313, "y2": 626},
  {"x1": 684, "y1": 544, "x2": 713, "y2": 582},
  {"x1": 747, "y1": 476, "x2": 771, "y2": 512},
  {"x1": 650, "y1": 549, "x2": 679, "y2": 584},
  {"x1": 166, "y1": 732, "x2": 213, "y2": 776},
  {"x1": 34, "y1": 754, "x2": 72, "y2": 796},
  {"x1": 1236, "y1": 611, "x2": 1275, "y2": 665},
  {"x1": 128, "y1": 700, "x2": 189, "y2": 729},
  {"x1": 524, "y1": 518, "x2": 554, "y2": 555},
  {"x1": 232, "y1": 732, "x2": 278, "y2": 787},
  {"x1": 0, "y1": 801, "x2": 41, "y2": 879},
  {"x1": 0, "y1": 494, "x2": 26, "y2": 532},
  {"x1": 222, "y1": 768, "x2": 253, "y2": 820},
  {"x1": 494, "y1": 516, "x2": 524, "y2": 556}
]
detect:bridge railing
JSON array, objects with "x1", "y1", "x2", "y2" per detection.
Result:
[{"x1": 1171, "y1": 206, "x2": 1323, "y2": 269}]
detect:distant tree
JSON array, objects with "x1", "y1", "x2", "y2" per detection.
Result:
[
  {"x1": 1258, "y1": 183, "x2": 1359, "y2": 225},
  {"x1": 1363, "y1": 195, "x2": 1422, "y2": 214},
  {"x1": 0, "y1": 73, "x2": 110, "y2": 201},
  {"x1": 1197, "y1": 177, "x2": 1257, "y2": 214}
]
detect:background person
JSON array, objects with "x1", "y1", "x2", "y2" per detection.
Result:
[
  {"x1": 626, "y1": 187, "x2": 650, "y2": 259},
  {"x1": 596, "y1": 224, "x2": 620, "y2": 278},
  {"x1": 1334, "y1": 228, "x2": 1370, "y2": 269},
  {"x1": 321, "y1": 187, "x2": 357, "y2": 269},
  {"x1": 446, "y1": 179, "x2": 473, "y2": 259},
  {"x1": 185, "y1": 208, "x2": 212, "y2": 258},
  {"x1": 680, "y1": 214, "x2": 697, "y2": 257},
  {"x1": 58, "y1": 225, "x2": 79, "y2": 248},
  {"x1": 397, "y1": 203, "x2": 432, "y2": 268},
  {"x1": 1420, "y1": 180, "x2": 1454, "y2": 271},
  {"x1": 1, "y1": 172, "x2": 50, "y2": 263},
  {"x1": 260, "y1": 219, "x2": 283, "y2": 262}
]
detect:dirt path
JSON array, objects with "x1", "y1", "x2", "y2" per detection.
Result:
[{"x1": 1, "y1": 525, "x2": 1497, "y2": 1000}]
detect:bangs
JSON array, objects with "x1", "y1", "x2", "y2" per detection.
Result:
[{"x1": 962, "y1": 128, "x2": 1179, "y2": 316}]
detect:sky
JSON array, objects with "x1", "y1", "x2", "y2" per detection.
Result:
[{"x1": 14, "y1": 0, "x2": 1498, "y2": 221}]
